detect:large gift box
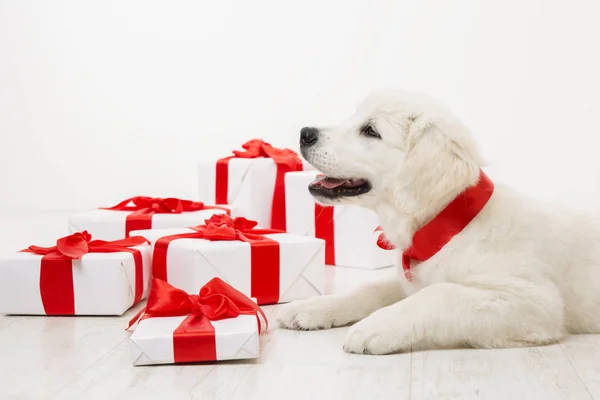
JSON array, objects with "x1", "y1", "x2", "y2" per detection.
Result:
[
  {"x1": 285, "y1": 171, "x2": 396, "y2": 269},
  {"x1": 68, "y1": 196, "x2": 233, "y2": 241},
  {"x1": 197, "y1": 139, "x2": 304, "y2": 230},
  {"x1": 0, "y1": 231, "x2": 151, "y2": 315},
  {"x1": 132, "y1": 214, "x2": 325, "y2": 305},
  {"x1": 129, "y1": 278, "x2": 267, "y2": 365}
]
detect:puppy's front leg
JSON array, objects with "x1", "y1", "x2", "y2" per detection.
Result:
[
  {"x1": 343, "y1": 282, "x2": 565, "y2": 354},
  {"x1": 277, "y1": 278, "x2": 405, "y2": 330}
]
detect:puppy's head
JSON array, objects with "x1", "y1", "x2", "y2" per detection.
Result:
[{"x1": 300, "y1": 90, "x2": 484, "y2": 212}]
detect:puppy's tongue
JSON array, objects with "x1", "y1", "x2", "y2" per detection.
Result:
[{"x1": 319, "y1": 177, "x2": 348, "y2": 189}]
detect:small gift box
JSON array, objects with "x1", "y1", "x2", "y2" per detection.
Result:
[
  {"x1": 0, "y1": 231, "x2": 151, "y2": 315},
  {"x1": 68, "y1": 196, "x2": 233, "y2": 241},
  {"x1": 128, "y1": 278, "x2": 267, "y2": 365},
  {"x1": 284, "y1": 171, "x2": 396, "y2": 269},
  {"x1": 197, "y1": 139, "x2": 304, "y2": 230},
  {"x1": 132, "y1": 214, "x2": 325, "y2": 305}
]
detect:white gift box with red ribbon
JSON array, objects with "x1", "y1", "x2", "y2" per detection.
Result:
[
  {"x1": 284, "y1": 171, "x2": 396, "y2": 269},
  {"x1": 128, "y1": 278, "x2": 265, "y2": 365},
  {"x1": 0, "y1": 234, "x2": 151, "y2": 315},
  {"x1": 132, "y1": 223, "x2": 325, "y2": 305},
  {"x1": 196, "y1": 139, "x2": 312, "y2": 230},
  {"x1": 69, "y1": 198, "x2": 234, "y2": 241},
  {"x1": 130, "y1": 314, "x2": 260, "y2": 365}
]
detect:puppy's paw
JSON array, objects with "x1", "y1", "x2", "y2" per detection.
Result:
[
  {"x1": 343, "y1": 312, "x2": 412, "y2": 355},
  {"x1": 277, "y1": 296, "x2": 346, "y2": 331}
]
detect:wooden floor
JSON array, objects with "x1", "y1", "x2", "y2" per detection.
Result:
[{"x1": 1, "y1": 211, "x2": 600, "y2": 400}]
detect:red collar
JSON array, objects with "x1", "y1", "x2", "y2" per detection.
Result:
[{"x1": 378, "y1": 170, "x2": 494, "y2": 282}]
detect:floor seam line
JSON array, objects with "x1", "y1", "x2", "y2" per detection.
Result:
[{"x1": 558, "y1": 339, "x2": 596, "y2": 400}]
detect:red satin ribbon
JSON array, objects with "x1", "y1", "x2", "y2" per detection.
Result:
[
  {"x1": 104, "y1": 196, "x2": 230, "y2": 237},
  {"x1": 215, "y1": 139, "x2": 303, "y2": 230},
  {"x1": 128, "y1": 277, "x2": 267, "y2": 363},
  {"x1": 315, "y1": 204, "x2": 336, "y2": 265},
  {"x1": 153, "y1": 214, "x2": 284, "y2": 305},
  {"x1": 376, "y1": 170, "x2": 494, "y2": 282},
  {"x1": 23, "y1": 231, "x2": 149, "y2": 315}
]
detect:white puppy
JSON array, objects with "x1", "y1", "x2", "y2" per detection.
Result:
[{"x1": 277, "y1": 89, "x2": 600, "y2": 355}]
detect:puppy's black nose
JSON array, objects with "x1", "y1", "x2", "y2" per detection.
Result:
[{"x1": 300, "y1": 127, "x2": 319, "y2": 147}]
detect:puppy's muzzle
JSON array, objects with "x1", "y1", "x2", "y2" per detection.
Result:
[{"x1": 300, "y1": 127, "x2": 319, "y2": 148}]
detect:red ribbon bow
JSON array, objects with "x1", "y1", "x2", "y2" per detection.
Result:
[
  {"x1": 128, "y1": 278, "x2": 267, "y2": 363},
  {"x1": 23, "y1": 231, "x2": 149, "y2": 314},
  {"x1": 216, "y1": 139, "x2": 303, "y2": 230},
  {"x1": 25, "y1": 231, "x2": 148, "y2": 258},
  {"x1": 231, "y1": 139, "x2": 303, "y2": 171},
  {"x1": 153, "y1": 214, "x2": 284, "y2": 305},
  {"x1": 104, "y1": 196, "x2": 230, "y2": 237},
  {"x1": 191, "y1": 214, "x2": 282, "y2": 241},
  {"x1": 106, "y1": 196, "x2": 208, "y2": 213}
]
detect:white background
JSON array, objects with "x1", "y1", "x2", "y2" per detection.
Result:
[{"x1": 1, "y1": 0, "x2": 600, "y2": 211}]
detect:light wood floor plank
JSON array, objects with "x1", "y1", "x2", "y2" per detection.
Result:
[{"x1": 410, "y1": 344, "x2": 593, "y2": 400}]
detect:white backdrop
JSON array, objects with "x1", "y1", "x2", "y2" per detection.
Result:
[{"x1": 2, "y1": 0, "x2": 600, "y2": 211}]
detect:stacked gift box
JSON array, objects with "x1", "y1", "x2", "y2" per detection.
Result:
[{"x1": 0, "y1": 138, "x2": 396, "y2": 365}]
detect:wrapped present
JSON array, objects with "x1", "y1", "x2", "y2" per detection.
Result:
[
  {"x1": 68, "y1": 196, "x2": 232, "y2": 240},
  {"x1": 197, "y1": 139, "x2": 304, "y2": 230},
  {"x1": 0, "y1": 231, "x2": 151, "y2": 315},
  {"x1": 132, "y1": 214, "x2": 325, "y2": 305},
  {"x1": 128, "y1": 278, "x2": 267, "y2": 365},
  {"x1": 284, "y1": 171, "x2": 396, "y2": 269}
]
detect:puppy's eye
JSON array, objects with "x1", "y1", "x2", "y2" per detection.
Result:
[{"x1": 361, "y1": 125, "x2": 381, "y2": 139}]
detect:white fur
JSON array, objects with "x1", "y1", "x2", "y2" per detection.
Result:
[{"x1": 277, "y1": 89, "x2": 600, "y2": 354}]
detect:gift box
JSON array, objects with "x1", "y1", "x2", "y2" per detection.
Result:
[
  {"x1": 128, "y1": 278, "x2": 267, "y2": 365},
  {"x1": 285, "y1": 171, "x2": 396, "y2": 269},
  {"x1": 132, "y1": 214, "x2": 325, "y2": 305},
  {"x1": 68, "y1": 196, "x2": 233, "y2": 241},
  {"x1": 0, "y1": 231, "x2": 151, "y2": 315},
  {"x1": 197, "y1": 139, "x2": 305, "y2": 230}
]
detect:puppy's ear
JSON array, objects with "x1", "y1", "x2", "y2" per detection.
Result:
[
  {"x1": 442, "y1": 122, "x2": 487, "y2": 168},
  {"x1": 405, "y1": 115, "x2": 486, "y2": 168},
  {"x1": 403, "y1": 116, "x2": 429, "y2": 153}
]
